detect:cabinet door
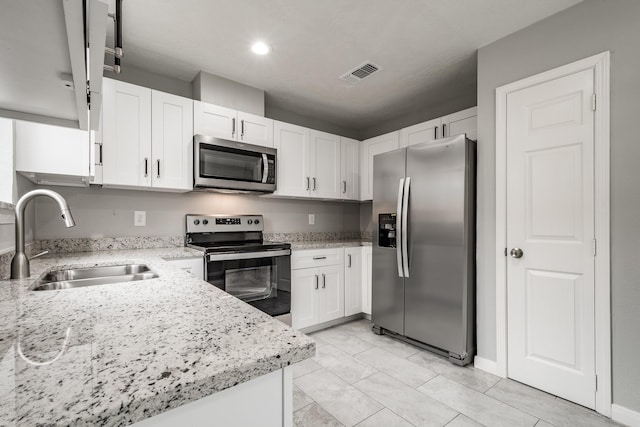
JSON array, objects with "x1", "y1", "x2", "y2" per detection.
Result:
[
  {"x1": 318, "y1": 264, "x2": 345, "y2": 323},
  {"x1": 310, "y1": 130, "x2": 341, "y2": 199},
  {"x1": 399, "y1": 117, "x2": 441, "y2": 148},
  {"x1": 151, "y1": 91, "x2": 193, "y2": 191},
  {"x1": 237, "y1": 111, "x2": 274, "y2": 147},
  {"x1": 360, "y1": 131, "x2": 399, "y2": 201},
  {"x1": 442, "y1": 106, "x2": 477, "y2": 141},
  {"x1": 193, "y1": 101, "x2": 237, "y2": 140},
  {"x1": 291, "y1": 268, "x2": 319, "y2": 329},
  {"x1": 340, "y1": 137, "x2": 360, "y2": 200},
  {"x1": 273, "y1": 121, "x2": 311, "y2": 197},
  {"x1": 344, "y1": 248, "x2": 362, "y2": 316},
  {"x1": 103, "y1": 79, "x2": 152, "y2": 187},
  {"x1": 362, "y1": 246, "x2": 373, "y2": 315}
]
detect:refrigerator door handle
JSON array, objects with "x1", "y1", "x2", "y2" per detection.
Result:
[
  {"x1": 402, "y1": 177, "x2": 411, "y2": 277},
  {"x1": 396, "y1": 178, "x2": 405, "y2": 278}
]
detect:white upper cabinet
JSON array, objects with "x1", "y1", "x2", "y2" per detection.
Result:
[
  {"x1": 340, "y1": 137, "x2": 360, "y2": 200},
  {"x1": 102, "y1": 78, "x2": 193, "y2": 191},
  {"x1": 194, "y1": 101, "x2": 273, "y2": 147},
  {"x1": 441, "y1": 106, "x2": 477, "y2": 141},
  {"x1": 14, "y1": 120, "x2": 91, "y2": 187},
  {"x1": 273, "y1": 121, "x2": 311, "y2": 198},
  {"x1": 359, "y1": 131, "x2": 399, "y2": 201},
  {"x1": 309, "y1": 130, "x2": 341, "y2": 199},
  {"x1": 103, "y1": 79, "x2": 152, "y2": 188},
  {"x1": 151, "y1": 90, "x2": 193, "y2": 191},
  {"x1": 399, "y1": 117, "x2": 441, "y2": 147}
]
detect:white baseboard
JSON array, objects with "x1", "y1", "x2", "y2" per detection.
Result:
[
  {"x1": 473, "y1": 356, "x2": 501, "y2": 376},
  {"x1": 612, "y1": 404, "x2": 640, "y2": 427}
]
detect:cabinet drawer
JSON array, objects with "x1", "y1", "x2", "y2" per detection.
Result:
[{"x1": 292, "y1": 248, "x2": 343, "y2": 270}]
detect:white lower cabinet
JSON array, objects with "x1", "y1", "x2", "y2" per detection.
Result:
[
  {"x1": 291, "y1": 248, "x2": 344, "y2": 330},
  {"x1": 344, "y1": 247, "x2": 362, "y2": 316},
  {"x1": 362, "y1": 246, "x2": 373, "y2": 315}
]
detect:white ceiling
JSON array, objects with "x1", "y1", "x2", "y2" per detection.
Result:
[{"x1": 115, "y1": 0, "x2": 582, "y2": 131}]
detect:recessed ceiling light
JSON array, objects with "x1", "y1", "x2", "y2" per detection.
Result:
[{"x1": 251, "y1": 41, "x2": 271, "y2": 55}]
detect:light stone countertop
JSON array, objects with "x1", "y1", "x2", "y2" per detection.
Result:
[
  {"x1": 273, "y1": 240, "x2": 373, "y2": 250},
  {"x1": 0, "y1": 247, "x2": 315, "y2": 427}
]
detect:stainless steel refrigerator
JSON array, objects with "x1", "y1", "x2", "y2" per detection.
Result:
[{"x1": 372, "y1": 134, "x2": 475, "y2": 365}]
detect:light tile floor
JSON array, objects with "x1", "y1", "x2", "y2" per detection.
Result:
[{"x1": 293, "y1": 319, "x2": 620, "y2": 427}]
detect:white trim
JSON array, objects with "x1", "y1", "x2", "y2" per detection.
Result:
[
  {"x1": 495, "y1": 51, "x2": 611, "y2": 416},
  {"x1": 612, "y1": 404, "x2": 640, "y2": 427},
  {"x1": 473, "y1": 356, "x2": 499, "y2": 376}
]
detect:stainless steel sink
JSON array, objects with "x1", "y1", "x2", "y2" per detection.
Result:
[{"x1": 31, "y1": 264, "x2": 158, "y2": 291}]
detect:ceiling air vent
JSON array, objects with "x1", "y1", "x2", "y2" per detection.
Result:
[{"x1": 339, "y1": 61, "x2": 382, "y2": 84}]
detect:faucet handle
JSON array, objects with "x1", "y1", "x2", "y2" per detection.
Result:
[{"x1": 28, "y1": 251, "x2": 49, "y2": 261}]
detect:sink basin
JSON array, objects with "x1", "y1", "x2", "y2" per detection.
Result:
[{"x1": 31, "y1": 264, "x2": 158, "y2": 291}]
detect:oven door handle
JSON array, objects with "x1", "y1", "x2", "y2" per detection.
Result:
[
  {"x1": 261, "y1": 154, "x2": 269, "y2": 184},
  {"x1": 207, "y1": 249, "x2": 291, "y2": 262}
]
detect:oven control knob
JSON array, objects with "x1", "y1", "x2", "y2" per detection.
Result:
[
  {"x1": 254, "y1": 219, "x2": 260, "y2": 224},
  {"x1": 194, "y1": 219, "x2": 200, "y2": 225},
  {"x1": 202, "y1": 219, "x2": 209, "y2": 225},
  {"x1": 247, "y1": 219, "x2": 253, "y2": 224}
]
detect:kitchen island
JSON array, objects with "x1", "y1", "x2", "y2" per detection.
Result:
[{"x1": 0, "y1": 247, "x2": 315, "y2": 426}]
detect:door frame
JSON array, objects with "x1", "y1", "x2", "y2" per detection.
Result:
[{"x1": 495, "y1": 51, "x2": 611, "y2": 416}]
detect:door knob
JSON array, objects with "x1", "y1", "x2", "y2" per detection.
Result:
[{"x1": 510, "y1": 248, "x2": 524, "y2": 258}]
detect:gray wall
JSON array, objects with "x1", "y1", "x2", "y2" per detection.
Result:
[
  {"x1": 104, "y1": 65, "x2": 193, "y2": 99},
  {"x1": 193, "y1": 72, "x2": 265, "y2": 116},
  {"x1": 477, "y1": 0, "x2": 640, "y2": 411},
  {"x1": 0, "y1": 175, "x2": 35, "y2": 251},
  {"x1": 266, "y1": 103, "x2": 361, "y2": 141},
  {"x1": 34, "y1": 186, "x2": 360, "y2": 240}
]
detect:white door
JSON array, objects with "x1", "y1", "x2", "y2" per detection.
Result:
[
  {"x1": 151, "y1": 91, "x2": 193, "y2": 191},
  {"x1": 442, "y1": 107, "x2": 477, "y2": 141},
  {"x1": 291, "y1": 268, "x2": 318, "y2": 329},
  {"x1": 237, "y1": 111, "x2": 273, "y2": 147},
  {"x1": 310, "y1": 130, "x2": 341, "y2": 199},
  {"x1": 506, "y1": 68, "x2": 596, "y2": 408},
  {"x1": 102, "y1": 79, "x2": 152, "y2": 187},
  {"x1": 399, "y1": 117, "x2": 441, "y2": 147},
  {"x1": 340, "y1": 137, "x2": 360, "y2": 200},
  {"x1": 344, "y1": 248, "x2": 362, "y2": 316},
  {"x1": 273, "y1": 121, "x2": 311, "y2": 198},
  {"x1": 318, "y1": 264, "x2": 344, "y2": 323},
  {"x1": 193, "y1": 101, "x2": 237, "y2": 140},
  {"x1": 360, "y1": 131, "x2": 399, "y2": 200}
]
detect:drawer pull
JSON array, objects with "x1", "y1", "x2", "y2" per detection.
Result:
[
  {"x1": 322, "y1": 273, "x2": 326, "y2": 288},
  {"x1": 315, "y1": 275, "x2": 319, "y2": 290},
  {"x1": 313, "y1": 256, "x2": 327, "y2": 260}
]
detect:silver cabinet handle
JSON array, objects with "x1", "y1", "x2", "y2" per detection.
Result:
[
  {"x1": 442, "y1": 123, "x2": 447, "y2": 138},
  {"x1": 144, "y1": 158, "x2": 148, "y2": 177},
  {"x1": 261, "y1": 154, "x2": 268, "y2": 184},
  {"x1": 231, "y1": 117, "x2": 236, "y2": 137},
  {"x1": 434, "y1": 126, "x2": 438, "y2": 140},
  {"x1": 306, "y1": 177, "x2": 310, "y2": 191},
  {"x1": 241, "y1": 119, "x2": 245, "y2": 138},
  {"x1": 402, "y1": 177, "x2": 411, "y2": 277},
  {"x1": 157, "y1": 159, "x2": 160, "y2": 178},
  {"x1": 510, "y1": 248, "x2": 524, "y2": 258},
  {"x1": 313, "y1": 177, "x2": 317, "y2": 191},
  {"x1": 313, "y1": 256, "x2": 327, "y2": 260},
  {"x1": 315, "y1": 274, "x2": 319, "y2": 290},
  {"x1": 348, "y1": 254, "x2": 352, "y2": 268},
  {"x1": 342, "y1": 180, "x2": 347, "y2": 193},
  {"x1": 396, "y1": 178, "x2": 405, "y2": 278},
  {"x1": 322, "y1": 273, "x2": 326, "y2": 288},
  {"x1": 98, "y1": 144, "x2": 103, "y2": 165}
]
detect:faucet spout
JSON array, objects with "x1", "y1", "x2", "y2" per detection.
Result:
[{"x1": 10, "y1": 189, "x2": 76, "y2": 279}]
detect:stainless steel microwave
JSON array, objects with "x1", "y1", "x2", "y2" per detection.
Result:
[{"x1": 193, "y1": 135, "x2": 277, "y2": 193}]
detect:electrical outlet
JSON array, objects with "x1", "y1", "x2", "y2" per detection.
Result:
[
  {"x1": 308, "y1": 214, "x2": 315, "y2": 225},
  {"x1": 134, "y1": 211, "x2": 146, "y2": 227}
]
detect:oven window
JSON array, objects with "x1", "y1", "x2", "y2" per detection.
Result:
[
  {"x1": 200, "y1": 146, "x2": 263, "y2": 182},
  {"x1": 225, "y1": 265, "x2": 274, "y2": 301}
]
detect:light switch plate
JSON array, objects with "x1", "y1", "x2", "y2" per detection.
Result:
[
  {"x1": 308, "y1": 214, "x2": 315, "y2": 225},
  {"x1": 134, "y1": 211, "x2": 146, "y2": 227}
]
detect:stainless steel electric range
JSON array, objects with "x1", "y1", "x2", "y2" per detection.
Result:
[{"x1": 186, "y1": 214, "x2": 292, "y2": 325}]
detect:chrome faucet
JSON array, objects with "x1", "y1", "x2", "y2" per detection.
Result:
[{"x1": 10, "y1": 189, "x2": 76, "y2": 279}]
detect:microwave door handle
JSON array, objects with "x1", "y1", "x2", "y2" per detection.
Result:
[
  {"x1": 261, "y1": 154, "x2": 268, "y2": 184},
  {"x1": 396, "y1": 178, "x2": 405, "y2": 278}
]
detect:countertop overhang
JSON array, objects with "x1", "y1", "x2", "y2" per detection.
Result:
[{"x1": 0, "y1": 247, "x2": 315, "y2": 426}]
